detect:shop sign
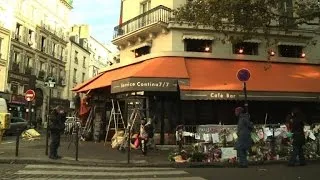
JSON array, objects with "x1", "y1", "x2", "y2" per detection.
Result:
[
  {"x1": 180, "y1": 91, "x2": 240, "y2": 100},
  {"x1": 111, "y1": 77, "x2": 178, "y2": 93},
  {"x1": 49, "y1": 98, "x2": 70, "y2": 109},
  {"x1": 180, "y1": 90, "x2": 320, "y2": 102},
  {"x1": 8, "y1": 71, "x2": 36, "y2": 87},
  {"x1": 10, "y1": 94, "x2": 27, "y2": 105}
]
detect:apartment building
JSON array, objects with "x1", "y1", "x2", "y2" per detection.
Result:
[
  {"x1": 1, "y1": 0, "x2": 72, "y2": 121},
  {"x1": 65, "y1": 25, "x2": 90, "y2": 101},
  {"x1": 74, "y1": 0, "x2": 320, "y2": 144}
]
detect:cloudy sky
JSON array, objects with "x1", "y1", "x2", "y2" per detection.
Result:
[{"x1": 70, "y1": 0, "x2": 121, "y2": 44}]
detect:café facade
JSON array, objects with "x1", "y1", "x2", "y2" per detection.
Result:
[{"x1": 73, "y1": 56, "x2": 320, "y2": 144}]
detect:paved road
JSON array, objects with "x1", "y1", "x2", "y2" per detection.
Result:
[{"x1": 0, "y1": 163, "x2": 319, "y2": 180}]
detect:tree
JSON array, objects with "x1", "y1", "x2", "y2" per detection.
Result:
[{"x1": 172, "y1": 0, "x2": 320, "y2": 43}]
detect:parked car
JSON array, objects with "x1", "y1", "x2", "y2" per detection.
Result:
[{"x1": 4, "y1": 117, "x2": 29, "y2": 135}]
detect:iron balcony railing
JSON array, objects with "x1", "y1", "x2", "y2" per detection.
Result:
[{"x1": 113, "y1": 5, "x2": 172, "y2": 39}]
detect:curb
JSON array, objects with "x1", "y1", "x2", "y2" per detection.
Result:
[{"x1": 1, "y1": 157, "x2": 320, "y2": 168}]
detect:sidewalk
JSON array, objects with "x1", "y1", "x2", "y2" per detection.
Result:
[{"x1": 0, "y1": 134, "x2": 173, "y2": 167}]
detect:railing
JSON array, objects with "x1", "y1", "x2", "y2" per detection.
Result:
[{"x1": 113, "y1": 5, "x2": 172, "y2": 39}]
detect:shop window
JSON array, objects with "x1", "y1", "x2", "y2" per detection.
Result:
[
  {"x1": 134, "y1": 46, "x2": 151, "y2": 58},
  {"x1": 233, "y1": 42, "x2": 259, "y2": 55},
  {"x1": 278, "y1": 45, "x2": 303, "y2": 58},
  {"x1": 185, "y1": 40, "x2": 212, "y2": 53}
]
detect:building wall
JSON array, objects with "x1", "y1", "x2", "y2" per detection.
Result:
[
  {"x1": 1, "y1": 0, "x2": 72, "y2": 124},
  {"x1": 0, "y1": 27, "x2": 10, "y2": 92},
  {"x1": 65, "y1": 39, "x2": 90, "y2": 101},
  {"x1": 114, "y1": 0, "x2": 320, "y2": 68}
]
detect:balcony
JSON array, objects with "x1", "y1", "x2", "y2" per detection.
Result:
[
  {"x1": 113, "y1": 5, "x2": 172, "y2": 45},
  {"x1": 24, "y1": 66, "x2": 32, "y2": 75}
]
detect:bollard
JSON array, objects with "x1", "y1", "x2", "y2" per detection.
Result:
[
  {"x1": 127, "y1": 125, "x2": 131, "y2": 164},
  {"x1": 45, "y1": 116, "x2": 49, "y2": 156},
  {"x1": 15, "y1": 129, "x2": 21, "y2": 157},
  {"x1": 75, "y1": 124, "x2": 79, "y2": 161}
]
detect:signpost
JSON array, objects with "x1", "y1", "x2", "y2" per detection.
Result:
[
  {"x1": 237, "y1": 68, "x2": 251, "y2": 113},
  {"x1": 25, "y1": 89, "x2": 35, "y2": 127}
]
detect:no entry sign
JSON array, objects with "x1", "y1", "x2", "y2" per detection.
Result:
[
  {"x1": 25, "y1": 89, "x2": 36, "y2": 102},
  {"x1": 237, "y1": 68, "x2": 251, "y2": 82}
]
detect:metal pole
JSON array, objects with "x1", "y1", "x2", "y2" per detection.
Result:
[
  {"x1": 15, "y1": 129, "x2": 20, "y2": 157},
  {"x1": 243, "y1": 82, "x2": 249, "y2": 113},
  {"x1": 127, "y1": 125, "x2": 131, "y2": 164},
  {"x1": 45, "y1": 88, "x2": 51, "y2": 156},
  {"x1": 75, "y1": 124, "x2": 79, "y2": 161},
  {"x1": 28, "y1": 101, "x2": 32, "y2": 127}
]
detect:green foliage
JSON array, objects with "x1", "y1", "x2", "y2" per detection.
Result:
[{"x1": 173, "y1": 0, "x2": 320, "y2": 41}]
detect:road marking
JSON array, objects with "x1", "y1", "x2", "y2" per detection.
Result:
[
  {"x1": 25, "y1": 164, "x2": 175, "y2": 171},
  {"x1": 15, "y1": 170, "x2": 188, "y2": 176}
]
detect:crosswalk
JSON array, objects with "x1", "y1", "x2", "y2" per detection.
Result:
[{"x1": 13, "y1": 164, "x2": 207, "y2": 180}]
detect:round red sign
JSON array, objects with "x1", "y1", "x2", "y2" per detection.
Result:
[
  {"x1": 237, "y1": 68, "x2": 251, "y2": 82},
  {"x1": 25, "y1": 89, "x2": 36, "y2": 102}
]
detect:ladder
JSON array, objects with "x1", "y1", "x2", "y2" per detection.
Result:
[{"x1": 104, "y1": 99, "x2": 125, "y2": 146}]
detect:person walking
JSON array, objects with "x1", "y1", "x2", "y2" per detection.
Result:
[
  {"x1": 49, "y1": 105, "x2": 66, "y2": 160},
  {"x1": 235, "y1": 106, "x2": 253, "y2": 168},
  {"x1": 288, "y1": 108, "x2": 306, "y2": 166}
]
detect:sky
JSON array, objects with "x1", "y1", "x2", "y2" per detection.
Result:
[{"x1": 70, "y1": 0, "x2": 121, "y2": 45}]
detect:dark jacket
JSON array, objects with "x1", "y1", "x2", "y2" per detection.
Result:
[
  {"x1": 49, "y1": 110, "x2": 66, "y2": 132},
  {"x1": 235, "y1": 113, "x2": 253, "y2": 150},
  {"x1": 291, "y1": 113, "x2": 305, "y2": 146}
]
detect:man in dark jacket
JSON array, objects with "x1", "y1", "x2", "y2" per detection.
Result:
[
  {"x1": 235, "y1": 107, "x2": 253, "y2": 168},
  {"x1": 49, "y1": 105, "x2": 66, "y2": 160},
  {"x1": 288, "y1": 108, "x2": 306, "y2": 166}
]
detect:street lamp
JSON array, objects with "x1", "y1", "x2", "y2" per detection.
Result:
[{"x1": 44, "y1": 76, "x2": 56, "y2": 156}]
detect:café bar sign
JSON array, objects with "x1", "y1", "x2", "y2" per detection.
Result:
[
  {"x1": 180, "y1": 90, "x2": 320, "y2": 102},
  {"x1": 111, "y1": 77, "x2": 178, "y2": 93}
]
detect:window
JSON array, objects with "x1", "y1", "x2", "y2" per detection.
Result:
[
  {"x1": 185, "y1": 40, "x2": 212, "y2": 53},
  {"x1": 134, "y1": 46, "x2": 151, "y2": 58},
  {"x1": 233, "y1": 42, "x2": 259, "y2": 55},
  {"x1": 12, "y1": 52, "x2": 21, "y2": 72},
  {"x1": 15, "y1": 23, "x2": 22, "y2": 40},
  {"x1": 60, "y1": 48, "x2": 64, "y2": 61},
  {"x1": 278, "y1": 45, "x2": 303, "y2": 58},
  {"x1": 82, "y1": 73, "x2": 85, "y2": 82},
  {"x1": 24, "y1": 56, "x2": 33, "y2": 74},
  {"x1": 41, "y1": 36, "x2": 46, "y2": 52},
  {"x1": 0, "y1": 38, "x2": 2, "y2": 58},
  {"x1": 28, "y1": 29, "x2": 34, "y2": 46},
  {"x1": 83, "y1": 56, "x2": 86, "y2": 67},
  {"x1": 278, "y1": 0, "x2": 294, "y2": 27},
  {"x1": 73, "y1": 68, "x2": 77, "y2": 82},
  {"x1": 140, "y1": 0, "x2": 151, "y2": 13},
  {"x1": 74, "y1": 51, "x2": 78, "y2": 64},
  {"x1": 11, "y1": 84, "x2": 19, "y2": 94}
]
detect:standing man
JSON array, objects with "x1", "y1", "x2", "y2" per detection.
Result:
[
  {"x1": 288, "y1": 108, "x2": 306, "y2": 166},
  {"x1": 235, "y1": 106, "x2": 253, "y2": 168},
  {"x1": 49, "y1": 105, "x2": 66, "y2": 160}
]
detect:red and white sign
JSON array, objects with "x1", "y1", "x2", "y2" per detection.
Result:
[{"x1": 25, "y1": 89, "x2": 36, "y2": 102}]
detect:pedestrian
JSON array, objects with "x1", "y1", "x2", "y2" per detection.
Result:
[
  {"x1": 234, "y1": 106, "x2": 253, "y2": 168},
  {"x1": 139, "y1": 118, "x2": 150, "y2": 155},
  {"x1": 49, "y1": 105, "x2": 66, "y2": 160},
  {"x1": 288, "y1": 108, "x2": 306, "y2": 166}
]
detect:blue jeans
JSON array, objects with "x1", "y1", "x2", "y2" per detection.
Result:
[
  {"x1": 237, "y1": 148, "x2": 248, "y2": 166},
  {"x1": 289, "y1": 145, "x2": 305, "y2": 165}
]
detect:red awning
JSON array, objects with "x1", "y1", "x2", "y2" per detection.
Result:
[
  {"x1": 76, "y1": 57, "x2": 189, "y2": 92},
  {"x1": 71, "y1": 72, "x2": 104, "y2": 91},
  {"x1": 181, "y1": 58, "x2": 320, "y2": 92}
]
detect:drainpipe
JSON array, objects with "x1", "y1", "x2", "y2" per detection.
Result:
[{"x1": 67, "y1": 42, "x2": 72, "y2": 100}]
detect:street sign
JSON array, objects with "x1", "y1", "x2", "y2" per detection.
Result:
[
  {"x1": 25, "y1": 89, "x2": 36, "y2": 102},
  {"x1": 237, "y1": 68, "x2": 251, "y2": 82}
]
